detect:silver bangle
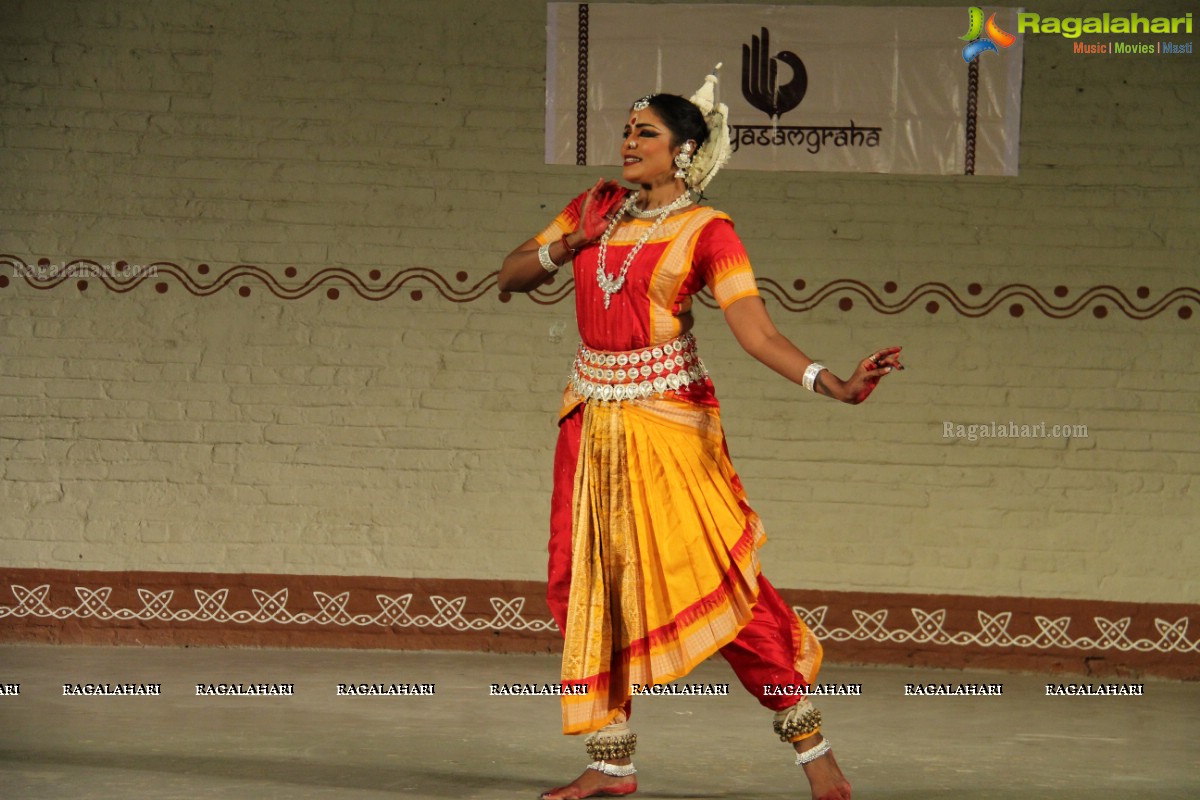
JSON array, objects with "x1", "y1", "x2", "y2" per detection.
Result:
[
  {"x1": 802, "y1": 362, "x2": 826, "y2": 392},
  {"x1": 794, "y1": 738, "x2": 831, "y2": 766},
  {"x1": 537, "y1": 241, "x2": 559, "y2": 273}
]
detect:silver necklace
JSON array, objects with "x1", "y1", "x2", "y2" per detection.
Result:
[
  {"x1": 625, "y1": 193, "x2": 693, "y2": 219},
  {"x1": 595, "y1": 190, "x2": 694, "y2": 309}
]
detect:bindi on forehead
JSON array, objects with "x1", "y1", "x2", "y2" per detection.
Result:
[
  {"x1": 628, "y1": 103, "x2": 664, "y2": 127},
  {"x1": 626, "y1": 117, "x2": 663, "y2": 132}
]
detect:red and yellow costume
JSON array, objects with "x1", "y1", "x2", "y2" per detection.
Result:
[{"x1": 535, "y1": 191, "x2": 823, "y2": 736}]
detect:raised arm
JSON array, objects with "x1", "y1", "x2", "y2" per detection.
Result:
[
  {"x1": 722, "y1": 295, "x2": 902, "y2": 404},
  {"x1": 498, "y1": 234, "x2": 580, "y2": 294},
  {"x1": 498, "y1": 179, "x2": 629, "y2": 294}
]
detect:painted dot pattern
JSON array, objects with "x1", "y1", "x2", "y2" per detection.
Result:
[{"x1": 0, "y1": 258, "x2": 1191, "y2": 318}]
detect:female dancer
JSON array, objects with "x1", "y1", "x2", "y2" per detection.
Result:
[{"x1": 499, "y1": 69, "x2": 901, "y2": 800}]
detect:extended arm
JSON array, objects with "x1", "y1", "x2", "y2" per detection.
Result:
[{"x1": 723, "y1": 295, "x2": 902, "y2": 404}]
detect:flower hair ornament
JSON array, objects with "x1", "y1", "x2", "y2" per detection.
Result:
[{"x1": 685, "y1": 63, "x2": 733, "y2": 193}]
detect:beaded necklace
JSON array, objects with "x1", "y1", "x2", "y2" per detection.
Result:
[{"x1": 595, "y1": 190, "x2": 694, "y2": 309}]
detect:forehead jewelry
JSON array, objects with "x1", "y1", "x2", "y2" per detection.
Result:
[{"x1": 632, "y1": 95, "x2": 652, "y2": 111}]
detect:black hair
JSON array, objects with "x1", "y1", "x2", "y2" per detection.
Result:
[{"x1": 642, "y1": 94, "x2": 708, "y2": 151}]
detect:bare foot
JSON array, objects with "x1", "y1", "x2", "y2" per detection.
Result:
[
  {"x1": 538, "y1": 762, "x2": 637, "y2": 800},
  {"x1": 796, "y1": 738, "x2": 851, "y2": 800}
]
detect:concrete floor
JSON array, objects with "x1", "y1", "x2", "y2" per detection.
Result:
[{"x1": 0, "y1": 645, "x2": 1197, "y2": 799}]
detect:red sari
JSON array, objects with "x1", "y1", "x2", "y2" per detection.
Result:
[{"x1": 535, "y1": 192, "x2": 822, "y2": 735}]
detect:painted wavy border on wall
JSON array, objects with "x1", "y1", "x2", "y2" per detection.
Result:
[{"x1": 2, "y1": 256, "x2": 1195, "y2": 319}]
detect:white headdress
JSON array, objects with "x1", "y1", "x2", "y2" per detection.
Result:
[{"x1": 686, "y1": 63, "x2": 733, "y2": 193}]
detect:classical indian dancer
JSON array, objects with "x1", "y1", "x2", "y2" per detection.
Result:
[{"x1": 499, "y1": 66, "x2": 902, "y2": 800}]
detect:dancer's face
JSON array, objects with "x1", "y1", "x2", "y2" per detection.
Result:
[{"x1": 621, "y1": 107, "x2": 678, "y2": 185}]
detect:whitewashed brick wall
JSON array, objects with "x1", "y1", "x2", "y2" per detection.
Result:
[{"x1": 1, "y1": 0, "x2": 1196, "y2": 603}]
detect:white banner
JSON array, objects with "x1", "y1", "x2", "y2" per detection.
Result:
[{"x1": 546, "y1": 4, "x2": 1024, "y2": 175}]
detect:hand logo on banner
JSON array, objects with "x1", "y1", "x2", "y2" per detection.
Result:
[
  {"x1": 741, "y1": 27, "x2": 807, "y2": 119},
  {"x1": 960, "y1": 7, "x2": 1016, "y2": 62}
]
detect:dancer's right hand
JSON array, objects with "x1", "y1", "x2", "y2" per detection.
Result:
[{"x1": 576, "y1": 179, "x2": 629, "y2": 244}]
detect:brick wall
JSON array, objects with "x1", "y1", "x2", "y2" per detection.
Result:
[{"x1": 1, "y1": 0, "x2": 1196, "y2": 620}]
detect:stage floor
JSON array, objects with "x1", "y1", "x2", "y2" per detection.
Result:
[{"x1": 0, "y1": 645, "x2": 1196, "y2": 799}]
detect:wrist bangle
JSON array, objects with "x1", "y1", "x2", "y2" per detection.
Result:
[
  {"x1": 802, "y1": 363, "x2": 825, "y2": 392},
  {"x1": 537, "y1": 242, "x2": 560, "y2": 273},
  {"x1": 559, "y1": 235, "x2": 578, "y2": 260}
]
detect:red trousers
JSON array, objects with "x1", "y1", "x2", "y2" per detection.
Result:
[{"x1": 548, "y1": 409, "x2": 810, "y2": 714}]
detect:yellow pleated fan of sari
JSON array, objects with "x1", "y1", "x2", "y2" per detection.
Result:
[{"x1": 560, "y1": 396, "x2": 769, "y2": 734}]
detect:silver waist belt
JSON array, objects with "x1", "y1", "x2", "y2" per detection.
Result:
[{"x1": 569, "y1": 332, "x2": 709, "y2": 402}]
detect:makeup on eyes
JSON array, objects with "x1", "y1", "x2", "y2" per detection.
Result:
[{"x1": 623, "y1": 125, "x2": 662, "y2": 137}]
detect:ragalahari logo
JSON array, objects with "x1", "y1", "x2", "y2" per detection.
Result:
[{"x1": 960, "y1": 7, "x2": 1016, "y2": 62}]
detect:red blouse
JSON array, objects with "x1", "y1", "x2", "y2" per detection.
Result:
[{"x1": 536, "y1": 191, "x2": 760, "y2": 354}]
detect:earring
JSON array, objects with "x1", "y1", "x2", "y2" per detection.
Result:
[{"x1": 674, "y1": 142, "x2": 695, "y2": 179}]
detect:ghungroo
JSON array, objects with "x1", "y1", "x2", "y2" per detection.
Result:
[
  {"x1": 584, "y1": 731, "x2": 637, "y2": 760},
  {"x1": 773, "y1": 700, "x2": 822, "y2": 742}
]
